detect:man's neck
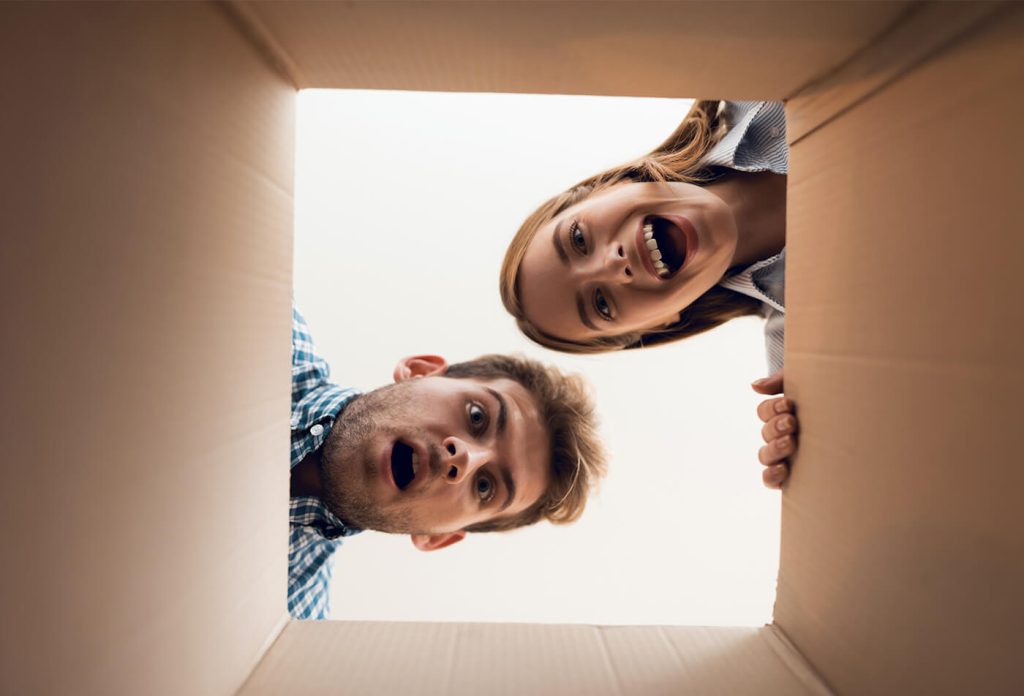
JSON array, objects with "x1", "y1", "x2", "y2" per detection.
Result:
[
  {"x1": 706, "y1": 171, "x2": 787, "y2": 269},
  {"x1": 290, "y1": 449, "x2": 324, "y2": 498}
]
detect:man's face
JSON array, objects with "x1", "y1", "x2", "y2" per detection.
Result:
[{"x1": 320, "y1": 365, "x2": 551, "y2": 540}]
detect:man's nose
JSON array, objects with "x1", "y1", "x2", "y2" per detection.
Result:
[
  {"x1": 442, "y1": 436, "x2": 489, "y2": 484},
  {"x1": 592, "y1": 243, "x2": 632, "y2": 284}
]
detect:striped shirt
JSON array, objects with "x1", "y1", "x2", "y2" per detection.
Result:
[
  {"x1": 706, "y1": 101, "x2": 789, "y2": 374},
  {"x1": 289, "y1": 306, "x2": 362, "y2": 620}
]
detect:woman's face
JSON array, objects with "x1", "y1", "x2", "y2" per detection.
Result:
[{"x1": 517, "y1": 181, "x2": 738, "y2": 342}]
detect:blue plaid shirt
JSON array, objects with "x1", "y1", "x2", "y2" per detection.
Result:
[{"x1": 289, "y1": 307, "x2": 362, "y2": 619}]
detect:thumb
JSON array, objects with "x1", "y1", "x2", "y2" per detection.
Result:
[{"x1": 751, "y1": 369, "x2": 784, "y2": 395}]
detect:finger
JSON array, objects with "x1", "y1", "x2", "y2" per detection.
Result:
[
  {"x1": 756, "y1": 396, "x2": 793, "y2": 422},
  {"x1": 758, "y1": 435, "x2": 796, "y2": 465},
  {"x1": 751, "y1": 369, "x2": 784, "y2": 395},
  {"x1": 762, "y1": 463, "x2": 788, "y2": 489},
  {"x1": 761, "y1": 413, "x2": 798, "y2": 442}
]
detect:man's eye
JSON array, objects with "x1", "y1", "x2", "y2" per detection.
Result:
[
  {"x1": 475, "y1": 474, "x2": 494, "y2": 502},
  {"x1": 569, "y1": 221, "x2": 586, "y2": 254},
  {"x1": 468, "y1": 403, "x2": 488, "y2": 431},
  {"x1": 594, "y1": 289, "x2": 613, "y2": 320}
]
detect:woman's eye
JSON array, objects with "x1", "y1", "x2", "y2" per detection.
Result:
[
  {"x1": 468, "y1": 403, "x2": 488, "y2": 431},
  {"x1": 569, "y1": 221, "x2": 586, "y2": 253},
  {"x1": 594, "y1": 289, "x2": 613, "y2": 320},
  {"x1": 475, "y1": 475, "x2": 494, "y2": 502}
]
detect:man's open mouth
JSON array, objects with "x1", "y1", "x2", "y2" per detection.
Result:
[
  {"x1": 642, "y1": 215, "x2": 687, "y2": 278},
  {"x1": 390, "y1": 441, "x2": 418, "y2": 491}
]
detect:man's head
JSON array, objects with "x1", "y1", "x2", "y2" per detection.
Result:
[{"x1": 318, "y1": 353, "x2": 606, "y2": 550}]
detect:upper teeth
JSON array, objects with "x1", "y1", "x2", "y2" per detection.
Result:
[
  {"x1": 410, "y1": 451, "x2": 418, "y2": 475},
  {"x1": 644, "y1": 223, "x2": 670, "y2": 277}
]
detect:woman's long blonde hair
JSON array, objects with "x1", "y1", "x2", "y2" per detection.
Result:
[{"x1": 500, "y1": 100, "x2": 763, "y2": 354}]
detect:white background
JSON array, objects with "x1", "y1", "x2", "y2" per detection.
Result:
[{"x1": 294, "y1": 90, "x2": 779, "y2": 626}]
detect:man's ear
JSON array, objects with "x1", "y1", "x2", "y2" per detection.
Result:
[
  {"x1": 410, "y1": 531, "x2": 466, "y2": 552},
  {"x1": 393, "y1": 355, "x2": 448, "y2": 383}
]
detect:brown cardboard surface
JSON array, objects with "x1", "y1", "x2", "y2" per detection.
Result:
[
  {"x1": 788, "y1": 1, "x2": 1006, "y2": 143},
  {"x1": 5, "y1": 1, "x2": 1023, "y2": 694},
  {"x1": 0, "y1": 3, "x2": 294, "y2": 695},
  {"x1": 236, "y1": 0, "x2": 910, "y2": 98},
  {"x1": 780, "y1": 4, "x2": 1024, "y2": 694},
  {"x1": 240, "y1": 621, "x2": 828, "y2": 696}
]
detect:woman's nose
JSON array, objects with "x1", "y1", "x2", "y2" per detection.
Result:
[
  {"x1": 442, "y1": 436, "x2": 488, "y2": 484},
  {"x1": 594, "y1": 243, "x2": 632, "y2": 284}
]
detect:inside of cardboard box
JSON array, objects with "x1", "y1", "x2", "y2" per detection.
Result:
[
  {"x1": 6, "y1": 2, "x2": 1021, "y2": 694},
  {"x1": 294, "y1": 88, "x2": 782, "y2": 626}
]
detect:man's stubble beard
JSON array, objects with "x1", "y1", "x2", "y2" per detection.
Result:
[{"x1": 318, "y1": 382, "x2": 418, "y2": 534}]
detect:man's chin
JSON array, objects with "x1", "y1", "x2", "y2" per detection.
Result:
[
  {"x1": 318, "y1": 381, "x2": 422, "y2": 533},
  {"x1": 322, "y1": 486, "x2": 415, "y2": 534}
]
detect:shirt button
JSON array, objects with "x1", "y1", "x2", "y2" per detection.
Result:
[
  {"x1": 310, "y1": 424, "x2": 324, "y2": 437},
  {"x1": 769, "y1": 126, "x2": 782, "y2": 138}
]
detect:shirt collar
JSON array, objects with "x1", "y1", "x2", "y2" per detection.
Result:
[
  {"x1": 719, "y1": 249, "x2": 786, "y2": 313},
  {"x1": 290, "y1": 494, "x2": 363, "y2": 540}
]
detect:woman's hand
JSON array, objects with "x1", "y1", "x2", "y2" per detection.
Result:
[{"x1": 751, "y1": 370, "x2": 797, "y2": 489}]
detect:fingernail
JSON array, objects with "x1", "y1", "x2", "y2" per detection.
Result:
[
  {"x1": 776, "y1": 417, "x2": 790, "y2": 432},
  {"x1": 777, "y1": 436, "x2": 791, "y2": 450},
  {"x1": 774, "y1": 399, "x2": 788, "y2": 413}
]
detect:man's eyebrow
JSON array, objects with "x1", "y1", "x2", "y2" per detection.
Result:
[
  {"x1": 551, "y1": 219, "x2": 569, "y2": 266},
  {"x1": 484, "y1": 387, "x2": 515, "y2": 513},
  {"x1": 485, "y1": 387, "x2": 507, "y2": 435},
  {"x1": 498, "y1": 465, "x2": 516, "y2": 514},
  {"x1": 576, "y1": 293, "x2": 599, "y2": 331}
]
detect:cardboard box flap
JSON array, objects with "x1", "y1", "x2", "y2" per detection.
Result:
[
  {"x1": 231, "y1": 0, "x2": 911, "y2": 98},
  {"x1": 779, "y1": 4, "x2": 1024, "y2": 694},
  {"x1": 0, "y1": 4, "x2": 294, "y2": 694},
  {"x1": 788, "y1": 1, "x2": 1008, "y2": 143},
  {"x1": 239, "y1": 621, "x2": 830, "y2": 695}
]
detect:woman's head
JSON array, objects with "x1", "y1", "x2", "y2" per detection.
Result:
[{"x1": 500, "y1": 100, "x2": 762, "y2": 353}]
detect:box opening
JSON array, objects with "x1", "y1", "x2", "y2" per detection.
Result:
[{"x1": 294, "y1": 89, "x2": 781, "y2": 626}]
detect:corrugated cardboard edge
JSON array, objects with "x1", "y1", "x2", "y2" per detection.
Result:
[
  {"x1": 787, "y1": 0, "x2": 1008, "y2": 144},
  {"x1": 236, "y1": 612, "x2": 291, "y2": 695},
  {"x1": 238, "y1": 621, "x2": 830, "y2": 695},
  {"x1": 221, "y1": 1, "x2": 912, "y2": 98},
  {"x1": 760, "y1": 624, "x2": 834, "y2": 696},
  {"x1": 235, "y1": 614, "x2": 291, "y2": 696},
  {"x1": 592, "y1": 626, "x2": 628, "y2": 696},
  {"x1": 219, "y1": 0, "x2": 305, "y2": 88}
]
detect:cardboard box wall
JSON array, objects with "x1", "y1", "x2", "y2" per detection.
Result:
[{"x1": 1, "y1": 2, "x2": 1020, "y2": 694}]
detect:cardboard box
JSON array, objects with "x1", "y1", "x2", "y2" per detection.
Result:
[{"x1": 2, "y1": 2, "x2": 1020, "y2": 694}]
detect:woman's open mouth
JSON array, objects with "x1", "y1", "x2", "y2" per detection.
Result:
[
  {"x1": 390, "y1": 440, "x2": 418, "y2": 491},
  {"x1": 641, "y1": 215, "x2": 689, "y2": 279}
]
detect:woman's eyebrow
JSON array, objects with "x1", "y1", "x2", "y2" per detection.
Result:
[
  {"x1": 575, "y1": 294, "x2": 599, "y2": 331},
  {"x1": 551, "y1": 219, "x2": 569, "y2": 265}
]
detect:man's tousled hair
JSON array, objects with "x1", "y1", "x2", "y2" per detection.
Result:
[{"x1": 445, "y1": 354, "x2": 606, "y2": 533}]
